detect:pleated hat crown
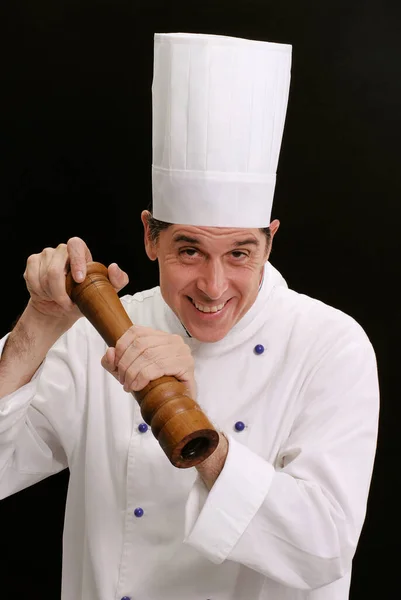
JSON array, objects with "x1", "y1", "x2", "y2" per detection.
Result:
[{"x1": 151, "y1": 33, "x2": 292, "y2": 227}]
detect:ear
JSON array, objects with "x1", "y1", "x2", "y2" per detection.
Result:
[
  {"x1": 141, "y1": 210, "x2": 158, "y2": 261},
  {"x1": 269, "y1": 219, "x2": 280, "y2": 239},
  {"x1": 264, "y1": 218, "x2": 280, "y2": 261}
]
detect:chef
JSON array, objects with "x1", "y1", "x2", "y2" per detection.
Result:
[{"x1": 0, "y1": 33, "x2": 379, "y2": 600}]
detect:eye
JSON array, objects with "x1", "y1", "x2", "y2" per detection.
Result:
[
  {"x1": 179, "y1": 248, "x2": 199, "y2": 258},
  {"x1": 231, "y1": 251, "x2": 248, "y2": 259}
]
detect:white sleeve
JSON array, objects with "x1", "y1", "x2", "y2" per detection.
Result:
[
  {"x1": 184, "y1": 325, "x2": 379, "y2": 590},
  {"x1": 0, "y1": 323, "x2": 88, "y2": 499}
]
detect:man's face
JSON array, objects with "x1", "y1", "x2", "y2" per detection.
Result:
[{"x1": 142, "y1": 212, "x2": 278, "y2": 342}]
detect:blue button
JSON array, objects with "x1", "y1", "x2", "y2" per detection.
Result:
[
  {"x1": 138, "y1": 422, "x2": 148, "y2": 433},
  {"x1": 134, "y1": 507, "x2": 144, "y2": 518},
  {"x1": 254, "y1": 344, "x2": 265, "y2": 355},
  {"x1": 121, "y1": 597, "x2": 131, "y2": 600},
  {"x1": 234, "y1": 421, "x2": 245, "y2": 432}
]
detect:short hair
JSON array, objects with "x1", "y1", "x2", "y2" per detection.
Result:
[{"x1": 145, "y1": 212, "x2": 272, "y2": 251}]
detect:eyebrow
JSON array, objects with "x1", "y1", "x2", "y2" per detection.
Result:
[{"x1": 172, "y1": 234, "x2": 260, "y2": 247}]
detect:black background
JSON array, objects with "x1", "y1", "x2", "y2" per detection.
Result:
[{"x1": 0, "y1": 0, "x2": 400, "y2": 597}]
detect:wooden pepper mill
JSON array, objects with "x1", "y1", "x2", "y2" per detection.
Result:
[{"x1": 66, "y1": 261, "x2": 219, "y2": 468}]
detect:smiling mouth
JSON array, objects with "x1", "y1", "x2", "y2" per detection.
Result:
[{"x1": 188, "y1": 297, "x2": 228, "y2": 314}]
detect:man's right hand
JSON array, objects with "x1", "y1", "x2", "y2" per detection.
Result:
[
  {"x1": 23, "y1": 236, "x2": 129, "y2": 325},
  {"x1": 1, "y1": 237, "x2": 129, "y2": 398}
]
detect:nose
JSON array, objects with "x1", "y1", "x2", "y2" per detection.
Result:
[{"x1": 196, "y1": 259, "x2": 228, "y2": 300}]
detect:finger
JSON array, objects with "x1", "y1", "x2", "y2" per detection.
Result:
[
  {"x1": 101, "y1": 347, "x2": 118, "y2": 375},
  {"x1": 114, "y1": 327, "x2": 138, "y2": 365},
  {"x1": 114, "y1": 326, "x2": 172, "y2": 362},
  {"x1": 108, "y1": 263, "x2": 129, "y2": 293},
  {"x1": 119, "y1": 349, "x2": 163, "y2": 390},
  {"x1": 122, "y1": 355, "x2": 166, "y2": 392},
  {"x1": 46, "y1": 244, "x2": 75, "y2": 310},
  {"x1": 24, "y1": 253, "x2": 43, "y2": 297},
  {"x1": 118, "y1": 347, "x2": 168, "y2": 391},
  {"x1": 115, "y1": 328, "x2": 177, "y2": 369},
  {"x1": 126, "y1": 356, "x2": 194, "y2": 393},
  {"x1": 121, "y1": 345, "x2": 193, "y2": 390},
  {"x1": 38, "y1": 248, "x2": 57, "y2": 300},
  {"x1": 67, "y1": 237, "x2": 92, "y2": 283}
]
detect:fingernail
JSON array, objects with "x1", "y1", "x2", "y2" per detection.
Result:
[{"x1": 76, "y1": 271, "x2": 84, "y2": 282}]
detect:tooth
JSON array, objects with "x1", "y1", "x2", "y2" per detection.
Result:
[{"x1": 193, "y1": 300, "x2": 226, "y2": 313}]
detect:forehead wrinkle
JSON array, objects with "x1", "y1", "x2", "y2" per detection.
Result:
[
  {"x1": 171, "y1": 228, "x2": 260, "y2": 249},
  {"x1": 172, "y1": 234, "x2": 201, "y2": 245}
]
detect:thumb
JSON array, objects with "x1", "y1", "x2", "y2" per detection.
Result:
[
  {"x1": 101, "y1": 347, "x2": 117, "y2": 375},
  {"x1": 108, "y1": 262, "x2": 129, "y2": 293}
]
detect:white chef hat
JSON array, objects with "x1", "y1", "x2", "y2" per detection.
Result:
[{"x1": 151, "y1": 32, "x2": 292, "y2": 227}]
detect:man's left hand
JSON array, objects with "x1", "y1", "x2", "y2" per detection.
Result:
[{"x1": 101, "y1": 325, "x2": 196, "y2": 400}]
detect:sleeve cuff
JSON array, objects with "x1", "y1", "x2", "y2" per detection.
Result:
[{"x1": 184, "y1": 435, "x2": 275, "y2": 564}]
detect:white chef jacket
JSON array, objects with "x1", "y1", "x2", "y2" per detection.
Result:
[{"x1": 0, "y1": 262, "x2": 379, "y2": 600}]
